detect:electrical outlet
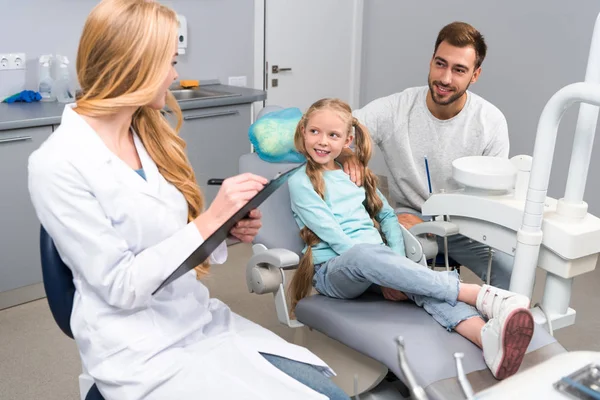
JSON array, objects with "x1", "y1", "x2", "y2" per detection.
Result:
[
  {"x1": 0, "y1": 56, "x2": 8, "y2": 70},
  {"x1": 12, "y1": 53, "x2": 25, "y2": 70},
  {"x1": 228, "y1": 76, "x2": 247, "y2": 87},
  {"x1": 0, "y1": 53, "x2": 26, "y2": 70}
]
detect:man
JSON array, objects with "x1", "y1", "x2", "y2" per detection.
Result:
[{"x1": 342, "y1": 21, "x2": 513, "y2": 289}]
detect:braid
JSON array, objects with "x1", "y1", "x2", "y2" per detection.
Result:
[
  {"x1": 352, "y1": 120, "x2": 384, "y2": 239},
  {"x1": 289, "y1": 158, "x2": 325, "y2": 312}
]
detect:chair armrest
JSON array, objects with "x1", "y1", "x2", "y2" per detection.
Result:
[
  {"x1": 246, "y1": 244, "x2": 303, "y2": 328},
  {"x1": 249, "y1": 244, "x2": 300, "y2": 270},
  {"x1": 416, "y1": 236, "x2": 439, "y2": 262},
  {"x1": 246, "y1": 244, "x2": 299, "y2": 295},
  {"x1": 398, "y1": 224, "x2": 429, "y2": 266},
  {"x1": 409, "y1": 221, "x2": 459, "y2": 238}
]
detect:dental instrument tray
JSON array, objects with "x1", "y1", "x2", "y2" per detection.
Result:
[
  {"x1": 152, "y1": 163, "x2": 305, "y2": 295},
  {"x1": 554, "y1": 363, "x2": 600, "y2": 399}
]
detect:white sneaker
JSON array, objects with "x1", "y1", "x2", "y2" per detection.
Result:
[
  {"x1": 481, "y1": 305, "x2": 534, "y2": 380},
  {"x1": 476, "y1": 284, "x2": 531, "y2": 320}
]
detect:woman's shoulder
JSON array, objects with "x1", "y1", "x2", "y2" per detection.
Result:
[
  {"x1": 28, "y1": 125, "x2": 90, "y2": 186},
  {"x1": 30, "y1": 133, "x2": 65, "y2": 171}
]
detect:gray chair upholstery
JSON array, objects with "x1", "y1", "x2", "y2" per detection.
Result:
[
  {"x1": 295, "y1": 294, "x2": 559, "y2": 397},
  {"x1": 238, "y1": 154, "x2": 304, "y2": 255},
  {"x1": 256, "y1": 105, "x2": 285, "y2": 120},
  {"x1": 239, "y1": 152, "x2": 566, "y2": 399}
]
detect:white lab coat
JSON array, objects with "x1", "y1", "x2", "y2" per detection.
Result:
[{"x1": 28, "y1": 104, "x2": 334, "y2": 400}]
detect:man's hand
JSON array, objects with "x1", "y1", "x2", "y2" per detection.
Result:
[
  {"x1": 397, "y1": 213, "x2": 424, "y2": 230},
  {"x1": 229, "y1": 209, "x2": 262, "y2": 243},
  {"x1": 381, "y1": 287, "x2": 408, "y2": 302},
  {"x1": 337, "y1": 148, "x2": 364, "y2": 186}
]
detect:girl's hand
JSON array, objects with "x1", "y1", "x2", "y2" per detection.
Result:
[{"x1": 381, "y1": 287, "x2": 409, "y2": 302}]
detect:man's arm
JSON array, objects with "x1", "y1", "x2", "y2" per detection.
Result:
[{"x1": 352, "y1": 94, "x2": 398, "y2": 145}]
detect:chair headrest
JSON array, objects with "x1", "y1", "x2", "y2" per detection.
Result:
[
  {"x1": 256, "y1": 105, "x2": 285, "y2": 120},
  {"x1": 239, "y1": 153, "x2": 304, "y2": 255},
  {"x1": 39, "y1": 226, "x2": 75, "y2": 339}
]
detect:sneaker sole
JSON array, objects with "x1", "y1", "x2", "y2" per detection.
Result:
[{"x1": 494, "y1": 308, "x2": 534, "y2": 380}]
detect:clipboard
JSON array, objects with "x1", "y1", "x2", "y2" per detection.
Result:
[{"x1": 152, "y1": 163, "x2": 305, "y2": 295}]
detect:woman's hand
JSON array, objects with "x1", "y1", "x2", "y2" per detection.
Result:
[
  {"x1": 194, "y1": 173, "x2": 267, "y2": 239},
  {"x1": 229, "y1": 209, "x2": 262, "y2": 243}
]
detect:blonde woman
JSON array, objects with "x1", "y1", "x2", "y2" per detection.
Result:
[{"x1": 27, "y1": 1, "x2": 348, "y2": 399}]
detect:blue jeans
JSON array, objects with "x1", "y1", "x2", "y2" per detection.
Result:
[
  {"x1": 313, "y1": 243, "x2": 480, "y2": 331},
  {"x1": 261, "y1": 353, "x2": 350, "y2": 400}
]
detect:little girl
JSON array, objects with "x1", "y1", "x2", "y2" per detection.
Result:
[{"x1": 287, "y1": 98, "x2": 535, "y2": 380}]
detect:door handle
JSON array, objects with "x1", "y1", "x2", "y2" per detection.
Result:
[
  {"x1": 0, "y1": 135, "x2": 32, "y2": 144},
  {"x1": 272, "y1": 65, "x2": 292, "y2": 74},
  {"x1": 183, "y1": 110, "x2": 239, "y2": 120}
]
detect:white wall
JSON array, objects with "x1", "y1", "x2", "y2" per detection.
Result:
[{"x1": 0, "y1": 0, "x2": 255, "y2": 91}]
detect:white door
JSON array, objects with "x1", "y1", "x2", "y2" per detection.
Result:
[{"x1": 254, "y1": 0, "x2": 363, "y2": 114}]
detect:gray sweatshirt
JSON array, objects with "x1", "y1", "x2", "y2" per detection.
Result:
[{"x1": 353, "y1": 86, "x2": 509, "y2": 211}]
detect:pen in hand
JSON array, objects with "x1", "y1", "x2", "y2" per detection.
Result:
[
  {"x1": 206, "y1": 178, "x2": 256, "y2": 219},
  {"x1": 207, "y1": 179, "x2": 224, "y2": 186}
]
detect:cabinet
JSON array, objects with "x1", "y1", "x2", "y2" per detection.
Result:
[
  {"x1": 0, "y1": 126, "x2": 53, "y2": 309},
  {"x1": 179, "y1": 104, "x2": 252, "y2": 206},
  {"x1": 0, "y1": 102, "x2": 254, "y2": 309}
]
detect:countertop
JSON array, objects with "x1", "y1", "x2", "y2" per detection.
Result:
[{"x1": 0, "y1": 82, "x2": 266, "y2": 131}]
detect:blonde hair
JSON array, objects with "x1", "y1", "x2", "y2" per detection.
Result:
[
  {"x1": 289, "y1": 98, "x2": 384, "y2": 311},
  {"x1": 75, "y1": 0, "x2": 209, "y2": 278}
]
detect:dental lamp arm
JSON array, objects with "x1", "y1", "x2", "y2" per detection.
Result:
[{"x1": 512, "y1": 82, "x2": 600, "y2": 298}]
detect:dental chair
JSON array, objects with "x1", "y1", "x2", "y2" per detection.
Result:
[
  {"x1": 39, "y1": 226, "x2": 104, "y2": 400},
  {"x1": 239, "y1": 151, "x2": 567, "y2": 399}
]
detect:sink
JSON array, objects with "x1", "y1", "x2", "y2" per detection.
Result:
[{"x1": 170, "y1": 87, "x2": 241, "y2": 101}]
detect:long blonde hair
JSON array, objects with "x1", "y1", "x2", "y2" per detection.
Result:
[
  {"x1": 289, "y1": 98, "x2": 384, "y2": 310},
  {"x1": 75, "y1": 0, "x2": 209, "y2": 278}
]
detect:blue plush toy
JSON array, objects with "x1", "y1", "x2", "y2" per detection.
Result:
[{"x1": 248, "y1": 107, "x2": 306, "y2": 163}]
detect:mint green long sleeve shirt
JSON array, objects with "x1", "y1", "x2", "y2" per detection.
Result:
[{"x1": 288, "y1": 166, "x2": 406, "y2": 265}]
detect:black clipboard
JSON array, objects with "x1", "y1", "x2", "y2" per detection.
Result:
[{"x1": 152, "y1": 163, "x2": 305, "y2": 294}]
